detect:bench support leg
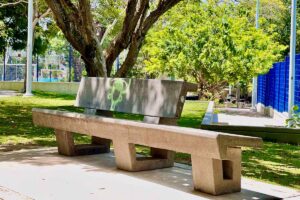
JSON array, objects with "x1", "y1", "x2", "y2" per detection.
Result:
[
  {"x1": 55, "y1": 130, "x2": 111, "y2": 156},
  {"x1": 114, "y1": 141, "x2": 174, "y2": 171},
  {"x1": 191, "y1": 147, "x2": 241, "y2": 195},
  {"x1": 55, "y1": 130, "x2": 75, "y2": 156}
]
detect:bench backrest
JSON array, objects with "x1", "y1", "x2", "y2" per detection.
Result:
[{"x1": 75, "y1": 77, "x2": 197, "y2": 120}]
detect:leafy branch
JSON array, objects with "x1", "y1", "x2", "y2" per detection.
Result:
[
  {"x1": 0, "y1": 0, "x2": 27, "y2": 8},
  {"x1": 286, "y1": 106, "x2": 300, "y2": 128}
]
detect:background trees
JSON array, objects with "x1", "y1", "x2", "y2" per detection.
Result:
[
  {"x1": 0, "y1": 0, "x2": 52, "y2": 56},
  {"x1": 0, "y1": 0, "x2": 293, "y2": 98},
  {"x1": 0, "y1": 1, "x2": 28, "y2": 56},
  {"x1": 142, "y1": 0, "x2": 285, "y2": 98},
  {"x1": 45, "y1": 0, "x2": 182, "y2": 77}
]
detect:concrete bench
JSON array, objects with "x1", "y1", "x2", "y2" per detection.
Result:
[{"x1": 32, "y1": 77, "x2": 262, "y2": 195}]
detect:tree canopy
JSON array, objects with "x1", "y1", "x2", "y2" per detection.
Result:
[
  {"x1": 0, "y1": 0, "x2": 294, "y2": 98},
  {"x1": 0, "y1": 0, "x2": 53, "y2": 56},
  {"x1": 142, "y1": 0, "x2": 285, "y2": 97},
  {"x1": 0, "y1": 1, "x2": 28, "y2": 54}
]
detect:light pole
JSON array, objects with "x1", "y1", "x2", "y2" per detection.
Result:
[
  {"x1": 251, "y1": 0, "x2": 260, "y2": 110},
  {"x1": 36, "y1": 55, "x2": 39, "y2": 82},
  {"x1": 288, "y1": 0, "x2": 297, "y2": 127},
  {"x1": 24, "y1": 0, "x2": 34, "y2": 97}
]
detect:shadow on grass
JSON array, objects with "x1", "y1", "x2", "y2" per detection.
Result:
[
  {"x1": 1, "y1": 93, "x2": 299, "y2": 190},
  {"x1": 242, "y1": 143, "x2": 300, "y2": 189},
  {"x1": 32, "y1": 91, "x2": 76, "y2": 100},
  {"x1": 0, "y1": 104, "x2": 90, "y2": 145},
  {"x1": 0, "y1": 91, "x2": 86, "y2": 147},
  {"x1": 135, "y1": 142, "x2": 300, "y2": 190}
]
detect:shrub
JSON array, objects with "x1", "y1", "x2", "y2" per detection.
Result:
[{"x1": 286, "y1": 106, "x2": 300, "y2": 128}]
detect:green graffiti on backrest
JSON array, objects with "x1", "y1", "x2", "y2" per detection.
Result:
[{"x1": 108, "y1": 79, "x2": 132, "y2": 110}]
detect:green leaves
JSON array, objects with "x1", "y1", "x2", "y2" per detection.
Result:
[
  {"x1": 0, "y1": 1, "x2": 27, "y2": 53},
  {"x1": 142, "y1": 0, "x2": 285, "y2": 91},
  {"x1": 286, "y1": 106, "x2": 300, "y2": 128}
]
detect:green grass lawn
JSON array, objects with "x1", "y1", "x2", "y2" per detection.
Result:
[{"x1": 0, "y1": 91, "x2": 299, "y2": 189}]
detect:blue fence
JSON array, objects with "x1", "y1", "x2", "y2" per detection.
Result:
[{"x1": 257, "y1": 55, "x2": 300, "y2": 112}]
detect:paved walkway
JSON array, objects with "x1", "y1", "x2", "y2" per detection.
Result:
[
  {"x1": 213, "y1": 108, "x2": 286, "y2": 127},
  {"x1": 0, "y1": 148, "x2": 299, "y2": 200},
  {"x1": 0, "y1": 90, "x2": 20, "y2": 98}
]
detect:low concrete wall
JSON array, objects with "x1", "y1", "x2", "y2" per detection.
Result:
[
  {"x1": 257, "y1": 103, "x2": 288, "y2": 125},
  {"x1": 201, "y1": 102, "x2": 298, "y2": 144},
  {"x1": 0, "y1": 81, "x2": 79, "y2": 95},
  {"x1": 201, "y1": 101, "x2": 215, "y2": 125},
  {"x1": 201, "y1": 124, "x2": 300, "y2": 145},
  {"x1": 0, "y1": 81, "x2": 23, "y2": 91}
]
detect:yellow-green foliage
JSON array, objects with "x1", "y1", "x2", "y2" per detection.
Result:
[{"x1": 142, "y1": 0, "x2": 286, "y2": 84}]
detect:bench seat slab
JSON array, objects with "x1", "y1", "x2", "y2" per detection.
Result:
[
  {"x1": 191, "y1": 147, "x2": 241, "y2": 195},
  {"x1": 33, "y1": 109, "x2": 263, "y2": 195}
]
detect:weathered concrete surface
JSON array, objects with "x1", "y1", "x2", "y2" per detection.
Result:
[
  {"x1": 75, "y1": 77, "x2": 197, "y2": 118},
  {"x1": 75, "y1": 78, "x2": 197, "y2": 174},
  {"x1": 201, "y1": 101, "x2": 286, "y2": 127},
  {"x1": 0, "y1": 148, "x2": 299, "y2": 200},
  {"x1": 32, "y1": 108, "x2": 262, "y2": 195},
  {"x1": 201, "y1": 102, "x2": 300, "y2": 144},
  {"x1": 201, "y1": 101, "x2": 214, "y2": 125},
  {"x1": 214, "y1": 108, "x2": 286, "y2": 127},
  {"x1": 32, "y1": 109, "x2": 263, "y2": 159}
]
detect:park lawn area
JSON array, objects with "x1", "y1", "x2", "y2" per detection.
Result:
[
  {"x1": 0, "y1": 91, "x2": 299, "y2": 189},
  {"x1": 0, "y1": 91, "x2": 207, "y2": 147}
]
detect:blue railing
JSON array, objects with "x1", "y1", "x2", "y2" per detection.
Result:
[{"x1": 257, "y1": 55, "x2": 300, "y2": 112}]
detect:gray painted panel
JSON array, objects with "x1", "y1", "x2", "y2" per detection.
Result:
[{"x1": 75, "y1": 78, "x2": 188, "y2": 118}]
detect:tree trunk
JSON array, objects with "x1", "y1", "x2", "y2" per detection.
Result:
[
  {"x1": 236, "y1": 83, "x2": 241, "y2": 105},
  {"x1": 82, "y1": 42, "x2": 107, "y2": 77},
  {"x1": 22, "y1": 63, "x2": 27, "y2": 93},
  {"x1": 74, "y1": 57, "x2": 84, "y2": 82},
  {"x1": 115, "y1": 34, "x2": 145, "y2": 77},
  {"x1": 46, "y1": 0, "x2": 181, "y2": 78}
]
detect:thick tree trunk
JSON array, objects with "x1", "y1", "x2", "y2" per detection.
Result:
[
  {"x1": 73, "y1": 57, "x2": 84, "y2": 82},
  {"x1": 113, "y1": 0, "x2": 182, "y2": 77},
  {"x1": 236, "y1": 83, "x2": 241, "y2": 103},
  {"x1": 82, "y1": 41, "x2": 107, "y2": 77},
  {"x1": 46, "y1": 0, "x2": 181, "y2": 78},
  {"x1": 45, "y1": 0, "x2": 106, "y2": 77}
]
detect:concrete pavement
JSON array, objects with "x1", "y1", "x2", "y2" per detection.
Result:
[
  {"x1": 213, "y1": 108, "x2": 286, "y2": 127},
  {"x1": 0, "y1": 148, "x2": 299, "y2": 200}
]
